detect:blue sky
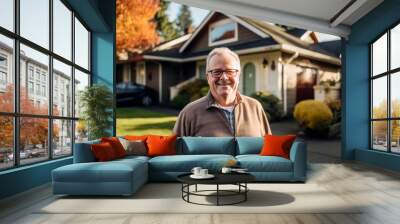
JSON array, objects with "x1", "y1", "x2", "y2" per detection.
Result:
[{"x1": 167, "y1": 2, "x2": 209, "y2": 27}]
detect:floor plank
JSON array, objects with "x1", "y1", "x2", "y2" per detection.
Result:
[{"x1": 2, "y1": 162, "x2": 400, "y2": 224}]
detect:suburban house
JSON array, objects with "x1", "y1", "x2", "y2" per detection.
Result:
[
  {"x1": 3, "y1": 0, "x2": 400, "y2": 223},
  {"x1": 117, "y1": 12, "x2": 341, "y2": 114}
]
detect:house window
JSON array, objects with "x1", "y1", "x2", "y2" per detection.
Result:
[
  {"x1": 209, "y1": 19, "x2": 238, "y2": 46},
  {"x1": 0, "y1": 71, "x2": 6, "y2": 83},
  {"x1": 0, "y1": 54, "x2": 7, "y2": 88},
  {"x1": 35, "y1": 70, "x2": 41, "y2": 81},
  {"x1": 28, "y1": 81, "x2": 34, "y2": 94},
  {"x1": 0, "y1": 0, "x2": 91, "y2": 170},
  {"x1": 28, "y1": 66, "x2": 34, "y2": 80},
  {"x1": 136, "y1": 62, "x2": 146, "y2": 85},
  {"x1": 0, "y1": 54, "x2": 7, "y2": 67},
  {"x1": 41, "y1": 73, "x2": 46, "y2": 83},
  {"x1": 370, "y1": 23, "x2": 400, "y2": 154},
  {"x1": 42, "y1": 85, "x2": 46, "y2": 97},
  {"x1": 197, "y1": 63, "x2": 206, "y2": 79},
  {"x1": 36, "y1": 83, "x2": 40, "y2": 95}
]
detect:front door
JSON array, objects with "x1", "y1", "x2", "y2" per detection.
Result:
[
  {"x1": 296, "y1": 67, "x2": 317, "y2": 103},
  {"x1": 243, "y1": 63, "x2": 256, "y2": 95}
]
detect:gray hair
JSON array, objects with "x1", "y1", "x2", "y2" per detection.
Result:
[{"x1": 206, "y1": 47, "x2": 240, "y2": 72}]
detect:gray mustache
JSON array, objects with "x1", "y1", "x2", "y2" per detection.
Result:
[{"x1": 216, "y1": 81, "x2": 233, "y2": 85}]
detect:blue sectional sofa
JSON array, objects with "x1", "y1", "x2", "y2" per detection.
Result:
[{"x1": 52, "y1": 137, "x2": 307, "y2": 196}]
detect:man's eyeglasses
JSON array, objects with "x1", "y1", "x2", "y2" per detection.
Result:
[{"x1": 207, "y1": 69, "x2": 239, "y2": 78}]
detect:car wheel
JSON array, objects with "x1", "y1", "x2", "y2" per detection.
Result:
[{"x1": 142, "y1": 95, "x2": 153, "y2": 106}]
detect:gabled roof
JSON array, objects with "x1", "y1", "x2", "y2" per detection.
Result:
[
  {"x1": 241, "y1": 17, "x2": 340, "y2": 57},
  {"x1": 146, "y1": 38, "x2": 278, "y2": 59},
  {"x1": 142, "y1": 11, "x2": 341, "y2": 64},
  {"x1": 152, "y1": 33, "x2": 192, "y2": 52},
  {"x1": 170, "y1": 0, "x2": 384, "y2": 38},
  {"x1": 179, "y1": 11, "x2": 268, "y2": 53}
]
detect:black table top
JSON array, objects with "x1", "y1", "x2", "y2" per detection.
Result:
[{"x1": 177, "y1": 172, "x2": 255, "y2": 185}]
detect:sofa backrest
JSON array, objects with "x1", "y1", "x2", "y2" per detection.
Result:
[
  {"x1": 74, "y1": 136, "x2": 262, "y2": 162},
  {"x1": 177, "y1": 137, "x2": 236, "y2": 155},
  {"x1": 235, "y1": 137, "x2": 264, "y2": 155},
  {"x1": 73, "y1": 139, "x2": 100, "y2": 163}
]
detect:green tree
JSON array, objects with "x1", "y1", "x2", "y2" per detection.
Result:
[
  {"x1": 79, "y1": 84, "x2": 113, "y2": 140},
  {"x1": 156, "y1": 0, "x2": 179, "y2": 42},
  {"x1": 176, "y1": 5, "x2": 193, "y2": 35}
]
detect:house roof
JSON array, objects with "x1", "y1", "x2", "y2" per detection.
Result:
[
  {"x1": 178, "y1": 11, "x2": 268, "y2": 53},
  {"x1": 311, "y1": 40, "x2": 342, "y2": 57},
  {"x1": 145, "y1": 38, "x2": 278, "y2": 59},
  {"x1": 240, "y1": 17, "x2": 340, "y2": 57},
  {"x1": 286, "y1": 28, "x2": 308, "y2": 38},
  {"x1": 152, "y1": 34, "x2": 192, "y2": 52},
  {"x1": 170, "y1": 0, "x2": 384, "y2": 38},
  {"x1": 141, "y1": 11, "x2": 340, "y2": 64}
]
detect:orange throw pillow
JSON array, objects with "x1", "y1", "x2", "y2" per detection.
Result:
[
  {"x1": 101, "y1": 137, "x2": 126, "y2": 158},
  {"x1": 146, "y1": 135, "x2": 177, "y2": 157},
  {"x1": 124, "y1": 135, "x2": 148, "y2": 141},
  {"x1": 260, "y1": 135, "x2": 296, "y2": 159},
  {"x1": 91, "y1": 142, "x2": 117, "y2": 161}
]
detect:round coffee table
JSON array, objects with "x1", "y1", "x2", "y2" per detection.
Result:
[{"x1": 177, "y1": 172, "x2": 255, "y2": 206}]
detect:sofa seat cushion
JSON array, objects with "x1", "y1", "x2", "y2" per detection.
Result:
[
  {"x1": 53, "y1": 159, "x2": 147, "y2": 183},
  {"x1": 149, "y1": 154, "x2": 235, "y2": 172},
  {"x1": 116, "y1": 155, "x2": 150, "y2": 163},
  {"x1": 236, "y1": 155, "x2": 293, "y2": 172}
]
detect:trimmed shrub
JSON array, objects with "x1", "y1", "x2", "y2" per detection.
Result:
[
  {"x1": 326, "y1": 99, "x2": 341, "y2": 138},
  {"x1": 251, "y1": 91, "x2": 283, "y2": 122},
  {"x1": 172, "y1": 79, "x2": 209, "y2": 109},
  {"x1": 293, "y1": 100, "x2": 333, "y2": 132}
]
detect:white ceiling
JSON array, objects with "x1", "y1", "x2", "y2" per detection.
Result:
[{"x1": 170, "y1": 0, "x2": 384, "y2": 38}]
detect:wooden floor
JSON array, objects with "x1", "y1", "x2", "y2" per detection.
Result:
[{"x1": 1, "y1": 162, "x2": 400, "y2": 224}]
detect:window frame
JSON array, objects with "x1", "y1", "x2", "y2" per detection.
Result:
[
  {"x1": 0, "y1": 0, "x2": 92, "y2": 171},
  {"x1": 208, "y1": 18, "x2": 238, "y2": 47},
  {"x1": 0, "y1": 53, "x2": 7, "y2": 88},
  {"x1": 196, "y1": 61, "x2": 206, "y2": 79},
  {"x1": 369, "y1": 21, "x2": 400, "y2": 154},
  {"x1": 136, "y1": 62, "x2": 146, "y2": 85}
]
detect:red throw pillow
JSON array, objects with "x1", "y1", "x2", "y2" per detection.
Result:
[
  {"x1": 124, "y1": 135, "x2": 148, "y2": 141},
  {"x1": 260, "y1": 135, "x2": 296, "y2": 159},
  {"x1": 146, "y1": 135, "x2": 177, "y2": 157},
  {"x1": 91, "y1": 142, "x2": 117, "y2": 161},
  {"x1": 101, "y1": 137, "x2": 126, "y2": 158}
]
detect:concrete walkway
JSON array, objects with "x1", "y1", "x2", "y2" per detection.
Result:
[{"x1": 271, "y1": 120, "x2": 342, "y2": 163}]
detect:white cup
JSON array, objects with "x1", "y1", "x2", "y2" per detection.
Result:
[
  {"x1": 221, "y1": 167, "x2": 232, "y2": 174},
  {"x1": 191, "y1": 167, "x2": 202, "y2": 176},
  {"x1": 200, "y1": 169, "x2": 208, "y2": 176}
]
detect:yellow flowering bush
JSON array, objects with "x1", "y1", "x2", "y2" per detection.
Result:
[{"x1": 293, "y1": 100, "x2": 333, "y2": 131}]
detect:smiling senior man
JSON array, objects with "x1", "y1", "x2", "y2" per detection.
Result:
[{"x1": 173, "y1": 47, "x2": 272, "y2": 137}]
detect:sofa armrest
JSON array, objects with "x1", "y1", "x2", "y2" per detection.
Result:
[
  {"x1": 289, "y1": 141, "x2": 307, "y2": 181},
  {"x1": 73, "y1": 141, "x2": 99, "y2": 163}
]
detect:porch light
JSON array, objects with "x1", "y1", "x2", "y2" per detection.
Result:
[
  {"x1": 262, "y1": 58, "x2": 269, "y2": 68},
  {"x1": 271, "y1": 60, "x2": 276, "y2": 71}
]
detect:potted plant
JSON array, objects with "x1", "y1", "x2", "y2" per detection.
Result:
[{"x1": 79, "y1": 84, "x2": 113, "y2": 140}]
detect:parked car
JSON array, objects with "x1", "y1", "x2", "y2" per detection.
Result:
[
  {"x1": 7, "y1": 150, "x2": 31, "y2": 161},
  {"x1": 116, "y1": 83, "x2": 158, "y2": 107}
]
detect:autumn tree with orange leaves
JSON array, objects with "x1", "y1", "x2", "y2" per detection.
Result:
[
  {"x1": 116, "y1": 0, "x2": 160, "y2": 55},
  {"x1": 0, "y1": 85, "x2": 59, "y2": 151}
]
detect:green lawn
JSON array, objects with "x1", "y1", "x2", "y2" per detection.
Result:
[{"x1": 116, "y1": 107, "x2": 177, "y2": 136}]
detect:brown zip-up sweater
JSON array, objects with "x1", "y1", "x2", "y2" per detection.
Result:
[{"x1": 173, "y1": 92, "x2": 272, "y2": 137}]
